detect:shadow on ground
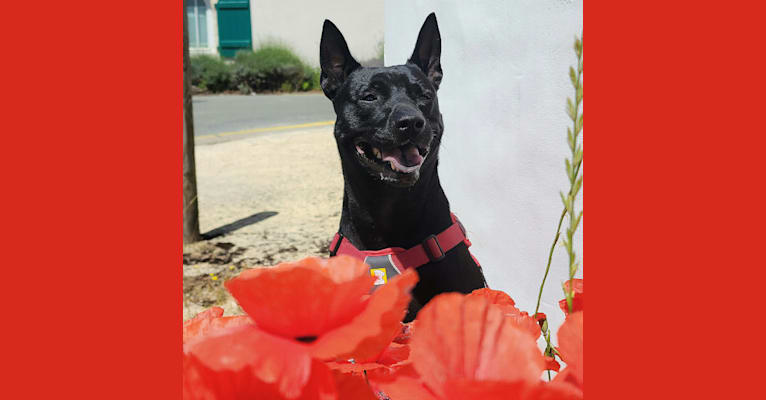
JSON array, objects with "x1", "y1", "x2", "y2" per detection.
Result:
[{"x1": 201, "y1": 211, "x2": 278, "y2": 240}]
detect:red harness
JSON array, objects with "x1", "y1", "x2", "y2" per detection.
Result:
[{"x1": 328, "y1": 213, "x2": 481, "y2": 273}]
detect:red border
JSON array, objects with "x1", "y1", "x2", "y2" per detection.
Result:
[
  {"x1": 4, "y1": 1, "x2": 766, "y2": 398},
  {"x1": 589, "y1": 2, "x2": 766, "y2": 398},
  {"x1": 1, "y1": 2, "x2": 181, "y2": 398}
]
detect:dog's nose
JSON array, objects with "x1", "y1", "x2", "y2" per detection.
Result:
[{"x1": 394, "y1": 115, "x2": 426, "y2": 135}]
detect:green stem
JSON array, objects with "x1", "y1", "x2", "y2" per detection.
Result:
[
  {"x1": 566, "y1": 48, "x2": 583, "y2": 313},
  {"x1": 534, "y1": 208, "x2": 566, "y2": 316},
  {"x1": 534, "y1": 161, "x2": 581, "y2": 317}
]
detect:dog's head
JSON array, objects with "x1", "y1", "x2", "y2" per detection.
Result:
[{"x1": 321, "y1": 13, "x2": 444, "y2": 187}]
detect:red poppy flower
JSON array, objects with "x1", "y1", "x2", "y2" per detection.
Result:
[
  {"x1": 467, "y1": 288, "x2": 542, "y2": 339},
  {"x1": 558, "y1": 279, "x2": 583, "y2": 315},
  {"x1": 326, "y1": 341, "x2": 410, "y2": 378},
  {"x1": 368, "y1": 363, "x2": 438, "y2": 400},
  {"x1": 182, "y1": 306, "x2": 252, "y2": 346},
  {"x1": 392, "y1": 322, "x2": 414, "y2": 344},
  {"x1": 444, "y1": 379, "x2": 583, "y2": 400},
  {"x1": 555, "y1": 311, "x2": 583, "y2": 390},
  {"x1": 324, "y1": 342, "x2": 411, "y2": 400},
  {"x1": 330, "y1": 370, "x2": 379, "y2": 400},
  {"x1": 183, "y1": 325, "x2": 335, "y2": 400},
  {"x1": 466, "y1": 287, "x2": 517, "y2": 310},
  {"x1": 224, "y1": 256, "x2": 419, "y2": 361},
  {"x1": 544, "y1": 356, "x2": 561, "y2": 372},
  {"x1": 370, "y1": 292, "x2": 548, "y2": 399}
]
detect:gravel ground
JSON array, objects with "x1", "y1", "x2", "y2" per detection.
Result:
[{"x1": 182, "y1": 126, "x2": 343, "y2": 321}]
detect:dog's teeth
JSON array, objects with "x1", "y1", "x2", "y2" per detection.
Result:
[
  {"x1": 390, "y1": 161, "x2": 396, "y2": 170},
  {"x1": 373, "y1": 147, "x2": 381, "y2": 158}
]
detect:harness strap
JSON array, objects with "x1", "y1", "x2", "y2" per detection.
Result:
[{"x1": 329, "y1": 213, "x2": 474, "y2": 270}]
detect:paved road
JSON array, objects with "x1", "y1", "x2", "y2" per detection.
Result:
[{"x1": 192, "y1": 93, "x2": 336, "y2": 144}]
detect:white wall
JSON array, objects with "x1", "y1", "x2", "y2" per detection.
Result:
[
  {"x1": 385, "y1": 1, "x2": 583, "y2": 340},
  {"x1": 250, "y1": 0, "x2": 384, "y2": 66}
]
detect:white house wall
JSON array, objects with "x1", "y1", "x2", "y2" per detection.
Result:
[
  {"x1": 385, "y1": 0, "x2": 584, "y2": 341},
  {"x1": 250, "y1": 0, "x2": 384, "y2": 66}
]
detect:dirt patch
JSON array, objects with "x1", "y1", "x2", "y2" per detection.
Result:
[{"x1": 182, "y1": 127, "x2": 343, "y2": 321}]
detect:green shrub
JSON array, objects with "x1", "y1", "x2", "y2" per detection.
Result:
[
  {"x1": 300, "y1": 65, "x2": 321, "y2": 92},
  {"x1": 233, "y1": 44, "x2": 319, "y2": 93},
  {"x1": 190, "y1": 55, "x2": 233, "y2": 93}
]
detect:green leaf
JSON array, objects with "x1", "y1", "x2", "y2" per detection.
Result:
[
  {"x1": 565, "y1": 159, "x2": 572, "y2": 180},
  {"x1": 574, "y1": 148, "x2": 583, "y2": 165},
  {"x1": 567, "y1": 98, "x2": 576, "y2": 121},
  {"x1": 573, "y1": 175, "x2": 583, "y2": 196},
  {"x1": 542, "y1": 320, "x2": 548, "y2": 334},
  {"x1": 574, "y1": 37, "x2": 582, "y2": 58},
  {"x1": 577, "y1": 114, "x2": 583, "y2": 133},
  {"x1": 574, "y1": 211, "x2": 583, "y2": 230},
  {"x1": 560, "y1": 191, "x2": 569, "y2": 210},
  {"x1": 569, "y1": 66, "x2": 577, "y2": 87},
  {"x1": 567, "y1": 127, "x2": 574, "y2": 150},
  {"x1": 576, "y1": 85, "x2": 583, "y2": 104}
]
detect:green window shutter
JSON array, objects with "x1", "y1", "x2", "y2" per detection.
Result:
[{"x1": 215, "y1": 0, "x2": 252, "y2": 58}]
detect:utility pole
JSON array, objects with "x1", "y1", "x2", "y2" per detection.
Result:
[{"x1": 183, "y1": 0, "x2": 202, "y2": 244}]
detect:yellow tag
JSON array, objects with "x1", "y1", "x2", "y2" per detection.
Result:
[{"x1": 370, "y1": 268, "x2": 387, "y2": 285}]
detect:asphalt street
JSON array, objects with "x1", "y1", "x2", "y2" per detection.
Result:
[{"x1": 192, "y1": 92, "x2": 336, "y2": 144}]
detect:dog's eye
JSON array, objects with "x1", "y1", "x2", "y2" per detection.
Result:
[
  {"x1": 361, "y1": 94, "x2": 377, "y2": 102},
  {"x1": 423, "y1": 92, "x2": 434, "y2": 100}
]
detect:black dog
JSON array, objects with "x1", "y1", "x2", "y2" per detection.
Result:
[{"x1": 320, "y1": 13, "x2": 487, "y2": 320}]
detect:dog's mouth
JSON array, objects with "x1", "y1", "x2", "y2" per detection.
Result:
[{"x1": 352, "y1": 138, "x2": 429, "y2": 184}]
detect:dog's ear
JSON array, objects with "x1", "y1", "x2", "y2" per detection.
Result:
[
  {"x1": 408, "y1": 12, "x2": 442, "y2": 90},
  {"x1": 320, "y1": 20, "x2": 360, "y2": 100}
]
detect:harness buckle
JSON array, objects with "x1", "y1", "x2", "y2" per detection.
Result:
[
  {"x1": 329, "y1": 233, "x2": 343, "y2": 257},
  {"x1": 422, "y1": 234, "x2": 446, "y2": 262}
]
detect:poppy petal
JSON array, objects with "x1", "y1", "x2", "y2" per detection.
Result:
[
  {"x1": 467, "y1": 288, "x2": 516, "y2": 310},
  {"x1": 524, "y1": 381, "x2": 584, "y2": 400},
  {"x1": 558, "y1": 295, "x2": 584, "y2": 315},
  {"x1": 393, "y1": 322, "x2": 414, "y2": 344},
  {"x1": 544, "y1": 356, "x2": 561, "y2": 372},
  {"x1": 185, "y1": 325, "x2": 330, "y2": 399},
  {"x1": 442, "y1": 379, "x2": 528, "y2": 400},
  {"x1": 557, "y1": 311, "x2": 583, "y2": 388},
  {"x1": 444, "y1": 379, "x2": 583, "y2": 400},
  {"x1": 367, "y1": 364, "x2": 438, "y2": 400},
  {"x1": 410, "y1": 293, "x2": 545, "y2": 398},
  {"x1": 310, "y1": 269, "x2": 418, "y2": 361},
  {"x1": 467, "y1": 288, "x2": 541, "y2": 339},
  {"x1": 326, "y1": 342, "x2": 411, "y2": 379},
  {"x1": 507, "y1": 311, "x2": 544, "y2": 339},
  {"x1": 225, "y1": 256, "x2": 374, "y2": 339},
  {"x1": 564, "y1": 279, "x2": 583, "y2": 294},
  {"x1": 326, "y1": 360, "x2": 386, "y2": 375},
  {"x1": 331, "y1": 370, "x2": 378, "y2": 400},
  {"x1": 559, "y1": 279, "x2": 584, "y2": 315},
  {"x1": 375, "y1": 342, "x2": 410, "y2": 366},
  {"x1": 183, "y1": 307, "x2": 252, "y2": 346}
]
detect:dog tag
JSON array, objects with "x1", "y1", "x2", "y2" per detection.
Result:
[{"x1": 364, "y1": 255, "x2": 401, "y2": 290}]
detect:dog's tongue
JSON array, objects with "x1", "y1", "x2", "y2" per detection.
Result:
[{"x1": 381, "y1": 144, "x2": 424, "y2": 173}]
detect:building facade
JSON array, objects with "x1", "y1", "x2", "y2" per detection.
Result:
[{"x1": 185, "y1": 0, "x2": 384, "y2": 66}]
